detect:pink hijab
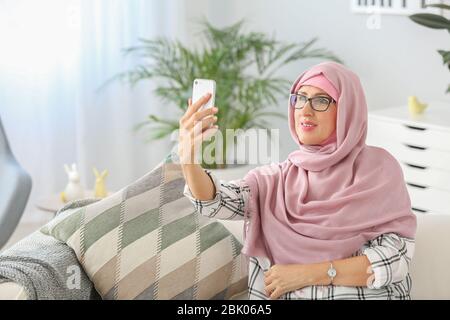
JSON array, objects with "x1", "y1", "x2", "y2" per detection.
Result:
[{"x1": 241, "y1": 61, "x2": 417, "y2": 265}]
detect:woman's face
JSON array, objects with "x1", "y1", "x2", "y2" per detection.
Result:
[{"x1": 293, "y1": 85, "x2": 337, "y2": 145}]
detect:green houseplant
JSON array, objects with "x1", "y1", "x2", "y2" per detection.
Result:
[
  {"x1": 112, "y1": 19, "x2": 342, "y2": 168},
  {"x1": 410, "y1": 3, "x2": 450, "y2": 94}
]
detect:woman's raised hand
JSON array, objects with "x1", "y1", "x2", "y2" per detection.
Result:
[{"x1": 178, "y1": 93, "x2": 219, "y2": 165}]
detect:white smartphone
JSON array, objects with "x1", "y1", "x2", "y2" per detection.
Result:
[{"x1": 192, "y1": 79, "x2": 216, "y2": 111}]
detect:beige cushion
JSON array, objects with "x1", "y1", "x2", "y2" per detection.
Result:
[
  {"x1": 410, "y1": 213, "x2": 450, "y2": 300},
  {"x1": 41, "y1": 156, "x2": 248, "y2": 300}
]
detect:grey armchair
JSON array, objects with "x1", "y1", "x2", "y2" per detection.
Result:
[{"x1": 0, "y1": 116, "x2": 32, "y2": 250}]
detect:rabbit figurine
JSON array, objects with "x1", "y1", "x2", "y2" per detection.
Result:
[
  {"x1": 93, "y1": 167, "x2": 108, "y2": 198},
  {"x1": 61, "y1": 163, "x2": 85, "y2": 203},
  {"x1": 408, "y1": 96, "x2": 428, "y2": 115}
]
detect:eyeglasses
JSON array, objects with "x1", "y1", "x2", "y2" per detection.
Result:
[{"x1": 289, "y1": 93, "x2": 335, "y2": 112}]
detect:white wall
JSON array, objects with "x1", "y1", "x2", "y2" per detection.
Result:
[{"x1": 186, "y1": 0, "x2": 450, "y2": 159}]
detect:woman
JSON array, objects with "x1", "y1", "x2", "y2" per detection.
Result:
[{"x1": 178, "y1": 61, "x2": 417, "y2": 300}]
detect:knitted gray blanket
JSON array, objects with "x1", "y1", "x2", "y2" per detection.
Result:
[{"x1": 0, "y1": 199, "x2": 101, "y2": 300}]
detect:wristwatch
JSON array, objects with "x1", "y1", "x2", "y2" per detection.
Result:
[{"x1": 327, "y1": 262, "x2": 337, "y2": 285}]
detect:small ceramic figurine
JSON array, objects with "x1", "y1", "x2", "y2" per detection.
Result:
[
  {"x1": 408, "y1": 96, "x2": 428, "y2": 115},
  {"x1": 93, "y1": 167, "x2": 108, "y2": 198},
  {"x1": 61, "y1": 163, "x2": 85, "y2": 203}
]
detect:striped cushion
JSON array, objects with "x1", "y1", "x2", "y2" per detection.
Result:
[{"x1": 41, "y1": 154, "x2": 248, "y2": 299}]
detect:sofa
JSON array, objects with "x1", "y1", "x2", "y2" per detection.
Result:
[{"x1": 0, "y1": 211, "x2": 449, "y2": 300}]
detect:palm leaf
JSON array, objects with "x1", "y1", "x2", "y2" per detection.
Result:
[
  {"x1": 425, "y1": 4, "x2": 450, "y2": 11},
  {"x1": 409, "y1": 13, "x2": 450, "y2": 29},
  {"x1": 438, "y1": 50, "x2": 450, "y2": 65},
  {"x1": 133, "y1": 116, "x2": 179, "y2": 141}
]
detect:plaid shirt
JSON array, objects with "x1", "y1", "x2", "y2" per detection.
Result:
[{"x1": 183, "y1": 170, "x2": 416, "y2": 300}]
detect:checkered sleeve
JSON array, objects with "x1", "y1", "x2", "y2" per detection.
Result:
[
  {"x1": 183, "y1": 169, "x2": 249, "y2": 220},
  {"x1": 363, "y1": 233, "x2": 415, "y2": 290}
]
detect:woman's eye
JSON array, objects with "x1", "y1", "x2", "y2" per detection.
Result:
[{"x1": 298, "y1": 96, "x2": 308, "y2": 103}]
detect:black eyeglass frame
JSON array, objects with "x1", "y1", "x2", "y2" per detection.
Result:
[{"x1": 289, "y1": 93, "x2": 336, "y2": 112}]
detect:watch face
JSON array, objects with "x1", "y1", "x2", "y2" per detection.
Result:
[{"x1": 328, "y1": 268, "x2": 337, "y2": 277}]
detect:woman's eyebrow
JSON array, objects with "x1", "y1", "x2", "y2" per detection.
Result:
[{"x1": 298, "y1": 91, "x2": 331, "y2": 98}]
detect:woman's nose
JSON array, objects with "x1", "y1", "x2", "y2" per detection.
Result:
[{"x1": 300, "y1": 100, "x2": 314, "y2": 116}]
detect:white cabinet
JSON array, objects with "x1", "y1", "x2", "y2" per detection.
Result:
[{"x1": 367, "y1": 102, "x2": 450, "y2": 215}]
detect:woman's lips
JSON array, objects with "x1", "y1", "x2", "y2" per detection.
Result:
[{"x1": 300, "y1": 122, "x2": 317, "y2": 132}]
